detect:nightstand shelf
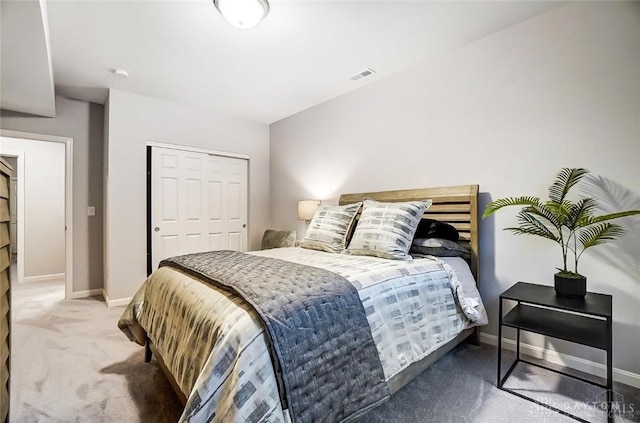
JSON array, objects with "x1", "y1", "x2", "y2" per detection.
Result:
[
  {"x1": 498, "y1": 282, "x2": 613, "y2": 423},
  {"x1": 501, "y1": 304, "x2": 608, "y2": 350}
]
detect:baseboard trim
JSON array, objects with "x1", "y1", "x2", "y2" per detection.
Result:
[
  {"x1": 480, "y1": 332, "x2": 640, "y2": 389},
  {"x1": 69, "y1": 288, "x2": 104, "y2": 299},
  {"x1": 23, "y1": 273, "x2": 65, "y2": 283},
  {"x1": 102, "y1": 289, "x2": 132, "y2": 307}
]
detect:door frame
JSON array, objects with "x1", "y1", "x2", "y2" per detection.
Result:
[
  {"x1": 146, "y1": 141, "x2": 249, "y2": 160},
  {"x1": 146, "y1": 141, "x2": 249, "y2": 275},
  {"x1": 0, "y1": 129, "x2": 73, "y2": 299}
]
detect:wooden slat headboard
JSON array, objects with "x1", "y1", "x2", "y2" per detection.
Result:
[{"x1": 338, "y1": 185, "x2": 479, "y2": 282}]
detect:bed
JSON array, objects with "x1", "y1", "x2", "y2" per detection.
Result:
[{"x1": 118, "y1": 185, "x2": 487, "y2": 422}]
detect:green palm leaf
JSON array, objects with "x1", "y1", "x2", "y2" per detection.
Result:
[
  {"x1": 543, "y1": 200, "x2": 573, "y2": 226},
  {"x1": 548, "y1": 168, "x2": 589, "y2": 204},
  {"x1": 566, "y1": 198, "x2": 598, "y2": 230},
  {"x1": 505, "y1": 227, "x2": 559, "y2": 241},
  {"x1": 578, "y1": 223, "x2": 625, "y2": 250},
  {"x1": 524, "y1": 203, "x2": 563, "y2": 229},
  {"x1": 578, "y1": 210, "x2": 640, "y2": 227},
  {"x1": 505, "y1": 211, "x2": 559, "y2": 241},
  {"x1": 482, "y1": 196, "x2": 541, "y2": 219}
]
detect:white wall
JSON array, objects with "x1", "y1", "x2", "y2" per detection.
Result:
[
  {"x1": 270, "y1": 2, "x2": 640, "y2": 376},
  {"x1": 104, "y1": 89, "x2": 270, "y2": 302},
  {"x1": 0, "y1": 96, "x2": 104, "y2": 293},
  {"x1": 0, "y1": 139, "x2": 64, "y2": 278}
]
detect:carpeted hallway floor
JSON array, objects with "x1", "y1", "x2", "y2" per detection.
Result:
[
  {"x1": 9, "y1": 277, "x2": 640, "y2": 422},
  {"x1": 11, "y1": 278, "x2": 183, "y2": 422}
]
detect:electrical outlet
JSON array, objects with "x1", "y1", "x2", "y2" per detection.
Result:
[{"x1": 88, "y1": 206, "x2": 96, "y2": 216}]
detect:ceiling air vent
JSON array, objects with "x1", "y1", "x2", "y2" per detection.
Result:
[{"x1": 349, "y1": 68, "x2": 376, "y2": 81}]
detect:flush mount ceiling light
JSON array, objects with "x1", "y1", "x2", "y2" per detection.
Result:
[
  {"x1": 213, "y1": 0, "x2": 270, "y2": 29},
  {"x1": 112, "y1": 69, "x2": 129, "y2": 78}
]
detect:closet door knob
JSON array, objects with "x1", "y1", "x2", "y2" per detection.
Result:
[{"x1": 154, "y1": 227, "x2": 160, "y2": 232}]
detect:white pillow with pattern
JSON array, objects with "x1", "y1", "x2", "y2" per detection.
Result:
[
  {"x1": 300, "y1": 202, "x2": 362, "y2": 253},
  {"x1": 345, "y1": 198, "x2": 432, "y2": 260}
]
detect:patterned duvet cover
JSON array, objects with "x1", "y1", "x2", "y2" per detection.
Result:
[{"x1": 118, "y1": 247, "x2": 487, "y2": 423}]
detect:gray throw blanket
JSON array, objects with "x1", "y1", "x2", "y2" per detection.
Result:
[{"x1": 160, "y1": 250, "x2": 389, "y2": 423}]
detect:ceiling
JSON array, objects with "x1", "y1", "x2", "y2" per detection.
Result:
[
  {"x1": 0, "y1": 0, "x2": 56, "y2": 117},
  {"x1": 4, "y1": 0, "x2": 563, "y2": 124}
]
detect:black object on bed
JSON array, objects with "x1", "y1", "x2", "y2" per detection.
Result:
[{"x1": 413, "y1": 218, "x2": 459, "y2": 241}]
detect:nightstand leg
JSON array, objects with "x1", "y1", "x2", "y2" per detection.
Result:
[
  {"x1": 516, "y1": 302, "x2": 521, "y2": 360},
  {"x1": 516, "y1": 328, "x2": 520, "y2": 360},
  {"x1": 607, "y1": 317, "x2": 613, "y2": 423},
  {"x1": 497, "y1": 298, "x2": 503, "y2": 387}
]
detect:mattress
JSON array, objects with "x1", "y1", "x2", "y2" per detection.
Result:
[{"x1": 118, "y1": 247, "x2": 487, "y2": 422}]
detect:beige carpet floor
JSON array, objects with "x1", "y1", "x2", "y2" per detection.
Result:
[
  {"x1": 9, "y1": 274, "x2": 640, "y2": 422},
  {"x1": 10, "y1": 278, "x2": 182, "y2": 422}
]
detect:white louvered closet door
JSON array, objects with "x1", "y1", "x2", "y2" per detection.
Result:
[{"x1": 151, "y1": 146, "x2": 248, "y2": 271}]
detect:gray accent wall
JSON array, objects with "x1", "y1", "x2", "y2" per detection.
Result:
[
  {"x1": 0, "y1": 96, "x2": 105, "y2": 293},
  {"x1": 270, "y1": 2, "x2": 640, "y2": 376}
]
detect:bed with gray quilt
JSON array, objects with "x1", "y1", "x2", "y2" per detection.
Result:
[{"x1": 119, "y1": 246, "x2": 487, "y2": 422}]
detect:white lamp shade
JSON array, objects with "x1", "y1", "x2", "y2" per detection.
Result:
[
  {"x1": 298, "y1": 200, "x2": 320, "y2": 221},
  {"x1": 214, "y1": 0, "x2": 269, "y2": 29}
]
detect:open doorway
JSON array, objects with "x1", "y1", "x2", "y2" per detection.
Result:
[{"x1": 0, "y1": 131, "x2": 72, "y2": 299}]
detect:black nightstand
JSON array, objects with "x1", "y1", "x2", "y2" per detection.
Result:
[{"x1": 498, "y1": 282, "x2": 613, "y2": 423}]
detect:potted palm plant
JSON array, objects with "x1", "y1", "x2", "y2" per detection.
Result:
[{"x1": 483, "y1": 168, "x2": 640, "y2": 298}]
